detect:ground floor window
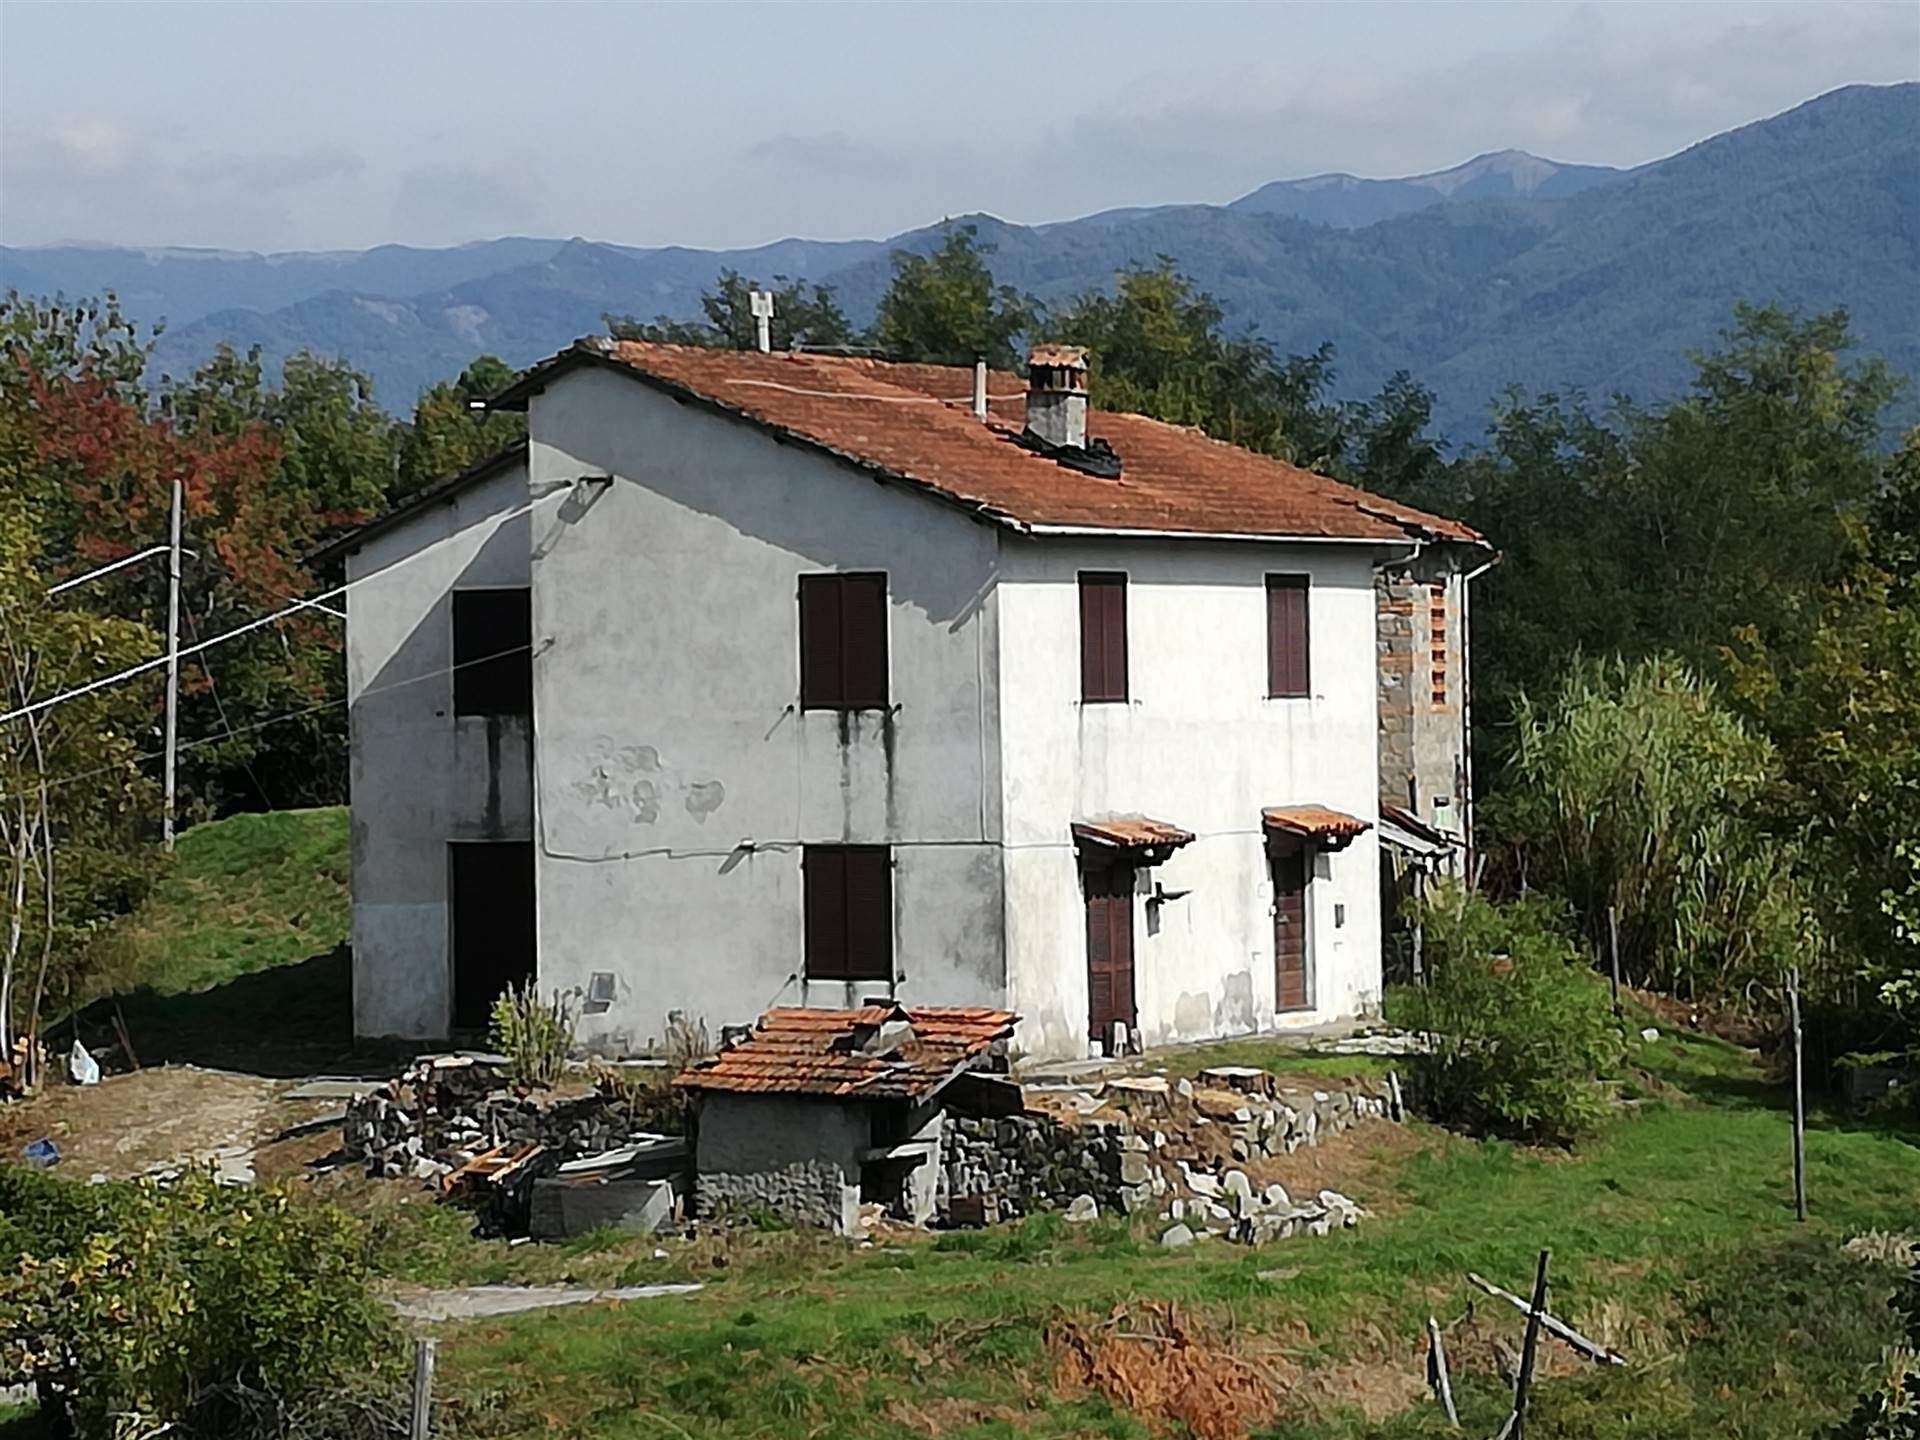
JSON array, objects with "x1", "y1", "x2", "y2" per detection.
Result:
[{"x1": 803, "y1": 845, "x2": 893, "y2": 981}]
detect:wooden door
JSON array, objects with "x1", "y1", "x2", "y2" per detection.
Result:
[
  {"x1": 1272, "y1": 843, "x2": 1310, "y2": 1011},
  {"x1": 450, "y1": 841, "x2": 536, "y2": 1031},
  {"x1": 1084, "y1": 863, "x2": 1136, "y2": 1043}
]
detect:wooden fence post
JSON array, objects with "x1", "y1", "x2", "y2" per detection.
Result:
[
  {"x1": 1510, "y1": 1249, "x2": 1551, "y2": 1440},
  {"x1": 410, "y1": 1336, "x2": 436, "y2": 1440},
  {"x1": 1426, "y1": 1314, "x2": 1459, "y2": 1427},
  {"x1": 1788, "y1": 967, "x2": 1807, "y2": 1223},
  {"x1": 1606, "y1": 905, "x2": 1622, "y2": 1018}
]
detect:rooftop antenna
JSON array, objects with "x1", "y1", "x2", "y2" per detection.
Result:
[{"x1": 749, "y1": 289, "x2": 775, "y2": 353}]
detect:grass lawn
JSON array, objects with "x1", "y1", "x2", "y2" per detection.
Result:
[{"x1": 392, "y1": 1028, "x2": 1917, "y2": 1439}]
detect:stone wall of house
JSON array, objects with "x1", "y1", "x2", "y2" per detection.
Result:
[
  {"x1": 1376, "y1": 571, "x2": 1467, "y2": 841},
  {"x1": 695, "y1": 1161, "x2": 856, "y2": 1232}
]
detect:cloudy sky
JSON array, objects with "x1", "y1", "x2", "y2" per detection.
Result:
[{"x1": 2, "y1": 0, "x2": 1914, "y2": 254}]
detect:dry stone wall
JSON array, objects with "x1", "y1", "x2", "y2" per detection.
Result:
[{"x1": 939, "y1": 1068, "x2": 1400, "y2": 1248}]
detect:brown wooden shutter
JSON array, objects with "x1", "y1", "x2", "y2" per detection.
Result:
[
  {"x1": 800, "y1": 573, "x2": 887, "y2": 709},
  {"x1": 843, "y1": 846, "x2": 894, "y2": 981},
  {"x1": 1079, "y1": 573, "x2": 1128, "y2": 702},
  {"x1": 799, "y1": 574, "x2": 842, "y2": 710},
  {"x1": 803, "y1": 846, "x2": 848, "y2": 979},
  {"x1": 1266, "y1": 574, "x2": 1310, "y2": 698},
  {"x1": 841, "y1": 573, "x2": 889, "y2": 709}
]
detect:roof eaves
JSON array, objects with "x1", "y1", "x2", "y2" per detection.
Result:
[{"x1": 305, "y1": 439, "x2": 529, "y2": 570}]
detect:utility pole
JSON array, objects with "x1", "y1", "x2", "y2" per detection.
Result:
[{"x1": 162, "y1": 478, "x2": 182, "y2": 851}]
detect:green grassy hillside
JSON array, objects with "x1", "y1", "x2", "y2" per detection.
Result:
[
  {"x1": 95, "y1": 807, "x2": 350, "y2": 1001},
  {"x1": 73, "y1": 807, "x2": 358, "y2": 1074}
]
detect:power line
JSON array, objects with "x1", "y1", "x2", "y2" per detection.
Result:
[
  {"x1": 0, "y1": 640, "x2": 535, "y2": 808},
  {"x1": 0, "y1": 496, "x2": 539, "y2": 727}
]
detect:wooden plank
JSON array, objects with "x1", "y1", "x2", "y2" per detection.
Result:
[{"x1": 1467, "y1": 1271, "x2": 1625, "y2": 1366}]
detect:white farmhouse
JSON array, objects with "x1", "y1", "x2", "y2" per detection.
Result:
[{"x1": 317, "y1": 340, "x2": 1489, "y2": 1062}]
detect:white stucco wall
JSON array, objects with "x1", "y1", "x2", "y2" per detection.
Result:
[
  {"x1": 344, "y1": 459, "x2": 532, "y2": 1039},
  {"x1": 524, "y1": 368, "x2": 1006, "y2": 1053},
  {"x1": 994, "y1": 537, "x2": 1391, "y2": 1059}
]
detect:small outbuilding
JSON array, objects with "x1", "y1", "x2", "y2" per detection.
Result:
[{"x1": 675, "y1": 1002, "x2": 1017, "y2": 1234}]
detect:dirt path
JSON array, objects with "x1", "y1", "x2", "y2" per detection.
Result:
[{"x1": 0, "y1": 1065, "x2": 326, "y2": 1178}]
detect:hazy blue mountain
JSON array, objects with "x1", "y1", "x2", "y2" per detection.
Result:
[
  {"x1": 1227, "y1": 149, "x2": 1626, "y2": 228},
  {"x1": 4, "y1": 83, "x2": 1913, "y2": 438}
]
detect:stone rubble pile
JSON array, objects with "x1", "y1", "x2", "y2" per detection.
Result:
[
  {"x1": 938, "y1": 1064, "x2": 1397, "y2": 1249},
  {"x1": 343, "y1": 1054, "x2": 669, "y2": 1182}
]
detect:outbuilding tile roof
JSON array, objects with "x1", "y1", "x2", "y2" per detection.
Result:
[
  {"x1": 674, "y1": 1002, "x2": 1017, "y2": 1101},
  {"x1": 493, "y1": 340, "x2": 1484, "y2": 546}
]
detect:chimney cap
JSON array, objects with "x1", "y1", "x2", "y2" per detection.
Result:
[{"x1": 1028, "y1": 344, "x2": 1089, "y2": 370}]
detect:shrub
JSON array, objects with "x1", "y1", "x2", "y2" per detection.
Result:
[
  {"x1": 488, "y1": 981, "x2": 579, "y2": 1088},
  {"x1": 0, "y1": 1165, "x2": 399, "y2": 1439},
  {"x1": 1399, "y1": 883, "x2": 1624, "y2": 1144},
  {"x1": 1496, "y1": 655, "x2": 1817, "y2": 1006}
]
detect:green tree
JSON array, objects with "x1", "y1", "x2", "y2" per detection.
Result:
[
  {"x1": 393, "y1": 354, "x2": 525, "y2": 501},
  {"x1": 871, "y1": 226, "x2": 1037, "y2": 369},
  {"x1": 606, "y1": 269, "x2": 854, "y2": 352},
  {"x1": 0, "y1": 502, "x2": 160, "y2": 1080},
  {"x1": 1725, "y1": 431, "x2": 1920, "y2": 1044}
]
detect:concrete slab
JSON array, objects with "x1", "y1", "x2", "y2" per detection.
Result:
[
  {"x1": 390, "y1": 1282, "x2": 703, "y2": 1322},
  {"x1": 284, "y1": 1078, "x2": 387, "y2": 1101}
]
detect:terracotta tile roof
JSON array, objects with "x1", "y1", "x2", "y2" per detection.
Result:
[
  {"x1": 1071, "y1": 817, "x2": 1196, "y2": 851},
  {"x1": 1264, "y1": 805, "x2": 1373, "y2": 843},
  {"x1": 673, "y1": 1002, "x2": 1017, "y2": 1100},
  {"x1": 1028, "y1": 344, "x2": 1089, "y2": 370},
  {"x1": 493, "y1": 340, "x2": 1484, "y2": 546}
]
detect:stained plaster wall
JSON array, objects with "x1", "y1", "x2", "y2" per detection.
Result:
[
  {"x1": 994, "y1": 537, "x2": 1392, "y2": 1059},
  {"x1": 524, "y1": 367, "x2": 1006, "y2": 1052},
  {"x1": 344, "y1": 459, "x2": 532, "y2": 1039}
]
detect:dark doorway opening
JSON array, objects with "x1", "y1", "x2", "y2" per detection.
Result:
[
  {"x1": 1083, "y1": 861, "x2": 1137, "y2": 1048},
  {"x1": 450, "y1": 840, "x2": 536, "y2": 1031},
  {"x1": 1270, "y1": 838, "x2": 1311, "y2": 1012}
]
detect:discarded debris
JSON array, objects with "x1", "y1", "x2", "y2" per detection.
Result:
[
  {"x1": 21, "y1": 1138, "x2": 59, "y2": 1168},
  {"x1": 68, "y1": 1039, "x2": 100, "y2": 1086}
]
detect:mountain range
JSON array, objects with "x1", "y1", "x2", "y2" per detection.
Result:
[{"x1": 4, "y1": 83, "x2": 1915, "y2": 441}]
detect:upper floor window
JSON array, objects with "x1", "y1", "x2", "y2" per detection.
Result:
[
  {"x1": 1079, "y1": 572, "x2": 1129, "y2": 703},
  {"x1": 799, "y1": 572, "x2": 889, "y2": 710},
  {"x1": 452, "y1": 588, "x2": 532, "y2": 717},
  {"x1": 1266, "y1": 574, "x2": 1310, "y2": 698},
  {"x1": 803, "y1": 844, "x2": 893, "y2": 981}
]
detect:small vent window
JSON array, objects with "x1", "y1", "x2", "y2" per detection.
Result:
[{"x1": 1429, "y1": 583, "x2": 1448, "y2": 708}]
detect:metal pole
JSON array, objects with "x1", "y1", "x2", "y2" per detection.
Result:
[
  {"x1": 1788, "y1": 967, "x2": 1806, "y2": 1222},
  {"x1": 162, "y1": 478, "x2": 183, "y2": 851},
  {"x1": 1511, "y1": 1249, "x2": 1551, "y2": 1440},
  {"x1": 409, "y1": 1336, "x2": 436, "y2": 1440}
]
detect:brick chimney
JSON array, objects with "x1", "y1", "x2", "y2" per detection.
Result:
[{"x1": 1025, "y1": 345, "x2": 1089, "y2": 451}]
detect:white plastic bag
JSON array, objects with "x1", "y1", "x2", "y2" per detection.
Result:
[{"x1": 68, "y1": 1039, "x2": 100, "y2": 1086}]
